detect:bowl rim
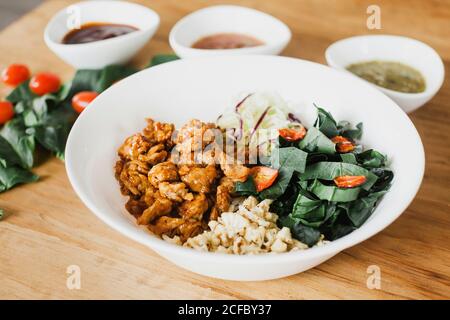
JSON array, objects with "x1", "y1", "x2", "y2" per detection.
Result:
[
  {"x1": 44, "y1": 0, "x2": 160, "y2": 49},
  {"x1": 65, "y1": 55, "x2": 425, "y2": 263},
  {"x1": 169, "y1": 4, "x2": 292, "y2": 55},
  {"x1": 325, "y1": 34, "x2": 445, "y2": 100}
]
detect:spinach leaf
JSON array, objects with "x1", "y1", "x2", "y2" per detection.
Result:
[
  {"x1": 0, "y1": 162, "x2": 38, "y2": 192},
  {"x1": 314, "y1": 106, "x2": 338, "y2": 137},
  {"x1": 370, "y1": 168, "x2": 394, "y2": 192},
  {"x1": 0, "y1": 118, "x2": 35, "y2": 169},
  {"x1": 291, "y1": 195, "x2": 338, "y2": 228},
  {"x1": 356, "y1": 149, "x2": 387, "y2": 168},
  {"x1": 149, "y1": 54, "x2": 180, "y2": 67},
  {"x1": 300, "y1": 161, "x2": 378, "y2": 191},
  {"x1": 337, "y1": 121, "x2": 363, "y2": 140},
  {"x1": 271, "y1": 147, "x2": 307, "y2": 173},
  {"x1": 339, "y1": 190, "x2": 387, "y2": 227},
  {"x1": 340, "y1": 153, "x2": 357, "y2": 164},
  {"x1": 325, "y1": 224, "x2": 356, "y2": 241},
  {"x1": 292, "y1": 193, "x2": 323, "y2": 218},
  {"x1": 298, "y1": 127, "x2": 336, "y2": 154},
  {"x1": 234, "y1": 176, "x2": 257, "y2": 196},
  {"x1": 279, "y1": 215, "x2": 321, "y2": 246},
  {"x1": 0, "y1": 208, "x2": 3, "y2": 220},
  {"x1": 6, "y1": 80, "x2": 36, "y2": 103},
  {"x1": 70, "y1": 64, "x2": 137, "y2": 94},
  {"x1": 308, "y1": 179, "x2": 361, "y2": 202},
  {"x1": 270, "y1": 181, "x2": 299, "y2": 216},
  {"x1": 259, "y1": 167, "x2": 294, "y2": 200}
]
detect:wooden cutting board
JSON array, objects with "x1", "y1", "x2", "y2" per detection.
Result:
[{"x1": 0, "y1": 0, "x2": 449, "y2": 299}]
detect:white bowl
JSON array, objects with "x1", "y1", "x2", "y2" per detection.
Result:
[
  {"x1": 169, "y1": 5, "x2": 291, "y2": 58},
  {"x1": 44, "y1": 1, "x2": 160, "y2": 69},
  {"x1": 325, "y1": 35, "x2": 445, "y2": 113},
  {"x1": 65, "y1": 55, "x2": 424, "y2": 281}
]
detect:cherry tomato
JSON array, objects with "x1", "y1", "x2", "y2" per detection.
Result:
[
  {"x1": 331, "y1": 135, "x2": 355, "y2": 153},
  {"x1": 1, "y1": 64, "x2": 30, "y2": 86},
  {"x1": 251, "y1": 166, "x2": 279, "y2": 192},
  {"x1": 29, "y1": 72, "x2": 61, "y2": 96},
  {"x1": 71, "y1": 91, "x2": 99, "y2": 113},
  {"x1": 334, "y1": 175, "x2": 367, "y2": 188},
  {"x1": 0, "y1": 101, "x2": 15, "y2": 124},
  {"x1": 279, "y1": 126, "x2": 307, "y2": 141}
]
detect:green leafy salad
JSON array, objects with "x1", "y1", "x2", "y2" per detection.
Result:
[{"x1": 223, "y1": 93, "x2": 394, "y2": 246}]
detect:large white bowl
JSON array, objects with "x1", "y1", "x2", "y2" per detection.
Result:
[
  {"x1": 65, "y1": 56, "x2": 424, "y2": 281},
  {"x1": 44, "y1": 1, "x2": 160, "y2": 69}
]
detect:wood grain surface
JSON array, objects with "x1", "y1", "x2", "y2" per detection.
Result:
[{"x1": 0, "y1": 0, "x2": 449, "y2": 300}]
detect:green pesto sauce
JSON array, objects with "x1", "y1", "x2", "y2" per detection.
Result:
[{"x1": 346, "y1": 60, "x2": 426, "y2": 93}]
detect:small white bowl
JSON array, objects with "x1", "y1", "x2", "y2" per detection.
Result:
[
  {"x1": 44, "y1": 1, "x2": 160, "y2": 69},
  {"x1": 325, "y1": 35, "x2": 445, "y2": 113},
  {"x1": 169, "y1": 5, "x2": 291, "y2": 58}
]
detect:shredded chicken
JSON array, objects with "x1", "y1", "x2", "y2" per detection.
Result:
[{"x1": 115, "y1": 118, "x2": 249, "y2": 240}]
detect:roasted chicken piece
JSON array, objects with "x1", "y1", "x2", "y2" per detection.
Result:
[
  {"x1": 216, "y1": 177, "x2": 234, "y2": 213},
  {"x1": 148, "y1": 216, "x2": 184, "y2": 235},
  {"x1": 142, "y1": 118, "x2": 175, "y2": 147},
  {"x1": 118, "y1": 134, "x2": 152, "y2": 161},
  {"x1": 180, "y1": 164, "x2": 218, "y2": 193},
  {"x1": 137, "y1": 192, "x2": 173, "y2": 225},
  {"x1": 176, "y1": 119, "x2": 217, "y2": 148},
  {"x1": 220, "y1": 163, "x2": 250, "y2": 182},
  {"x1": 209, "y1": 176, "x2": 235, "y2": 220},
  {"x1": 158, "y1": 182, "x2": 194, "y2": 202},
  {"x1": 178, "y1": 193, "x2": 209, "y2": 220},
  {"x1": 125, "y1": 198, "x2": 147, "y2": 218},
  {"x1": 148, "y1": 161, "x2": 179, "y2": 187},
  {"x1": 173, "y1": 119, "x2": 220, "y2": 165},
  {"x1": 177, "y1": 220, "x2": 203, "y2": 241},
  {"x1": 115, "y1": 160, "x2": 150, "y2": 196}
]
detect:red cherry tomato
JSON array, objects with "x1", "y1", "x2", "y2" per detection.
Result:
[
  {"x1": 71, "y1": 91, "x2": 99, "y2": 113},
  {"x1": 334, "y1": 175, "x2": 367, "y2": 188},
  {"x1": 0, "y1": 101, "x2": 15, "y2": 124},
  {"x1": 278, "y1": 126, "x2": 307, "y2": 141},
  {"x1": 1, "y1": 64, "x2": 30, "y2": 86},
  {"x1": 29, "y1": 72, "x2": 61, "y2": 96},
  {"x1": 250, "y1": 166, "x2": 279, "y2": 192}
]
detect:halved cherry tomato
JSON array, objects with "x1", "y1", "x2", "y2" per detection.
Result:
[
  {"x1": 334, "y1": 175, "x2": 367, "y2": 188},
  {"x1": 71, "y1": 91, "x2": 99, "y2": 113},
  {"x1": 29, "y1": 72, "x2": 61, "y2": 96},
  {"x1": 1, "y1": 64, "x2": 30, "y2": 86},
  {"x1": 0, "y1": 101, "x2": 15, "y2": 124},
  {"x1": 251, "y1": 166, "x2": 279, "y2": 192},
  {"x1": 331, "y1": 135, "x2": 355, "y2": 153},
  {"x1": 279, "y1": 126, "x2": 306, "y2": 141}
]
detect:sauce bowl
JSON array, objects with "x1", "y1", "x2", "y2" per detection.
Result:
[
  {"x1": 169, "y1": 5, "x2": 291, "y2": 58},
  {"x1": 44, "y1": 1, "x2": 160, "y2": 69},
  {"x1": 325, "y1": 35, "x2": 445, "y2": 113}
]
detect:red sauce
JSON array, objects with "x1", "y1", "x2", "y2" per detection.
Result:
[
  {"x1": 62, "y1": 22, "x2": 138, "y2": 45},
  {"x1": 192, "y1": 33, "x2": 264, "y2": 49}
]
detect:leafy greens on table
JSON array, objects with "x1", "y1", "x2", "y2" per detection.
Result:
[
  {"x1": 0, "y1": 54, "x2": 178, "y2": 194},
  {"x1": 235, "y1": 107, "x2": 393, "y2": 245}
]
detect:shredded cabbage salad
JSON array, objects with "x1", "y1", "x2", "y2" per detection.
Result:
[{"x1": 216, "y1": 92, "x2": 302, "y2": 151}]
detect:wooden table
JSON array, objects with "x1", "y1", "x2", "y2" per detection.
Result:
[{"x1": 0, "y1": 0, "x2": 449, "y2": 300}]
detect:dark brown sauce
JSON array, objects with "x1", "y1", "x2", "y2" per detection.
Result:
[
  {"x1": 192, "y1": 33, "x2": 264, "y2": 49},
  {"x1": 62, "y1": 22, "x2": 138, "y2": 45}
]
